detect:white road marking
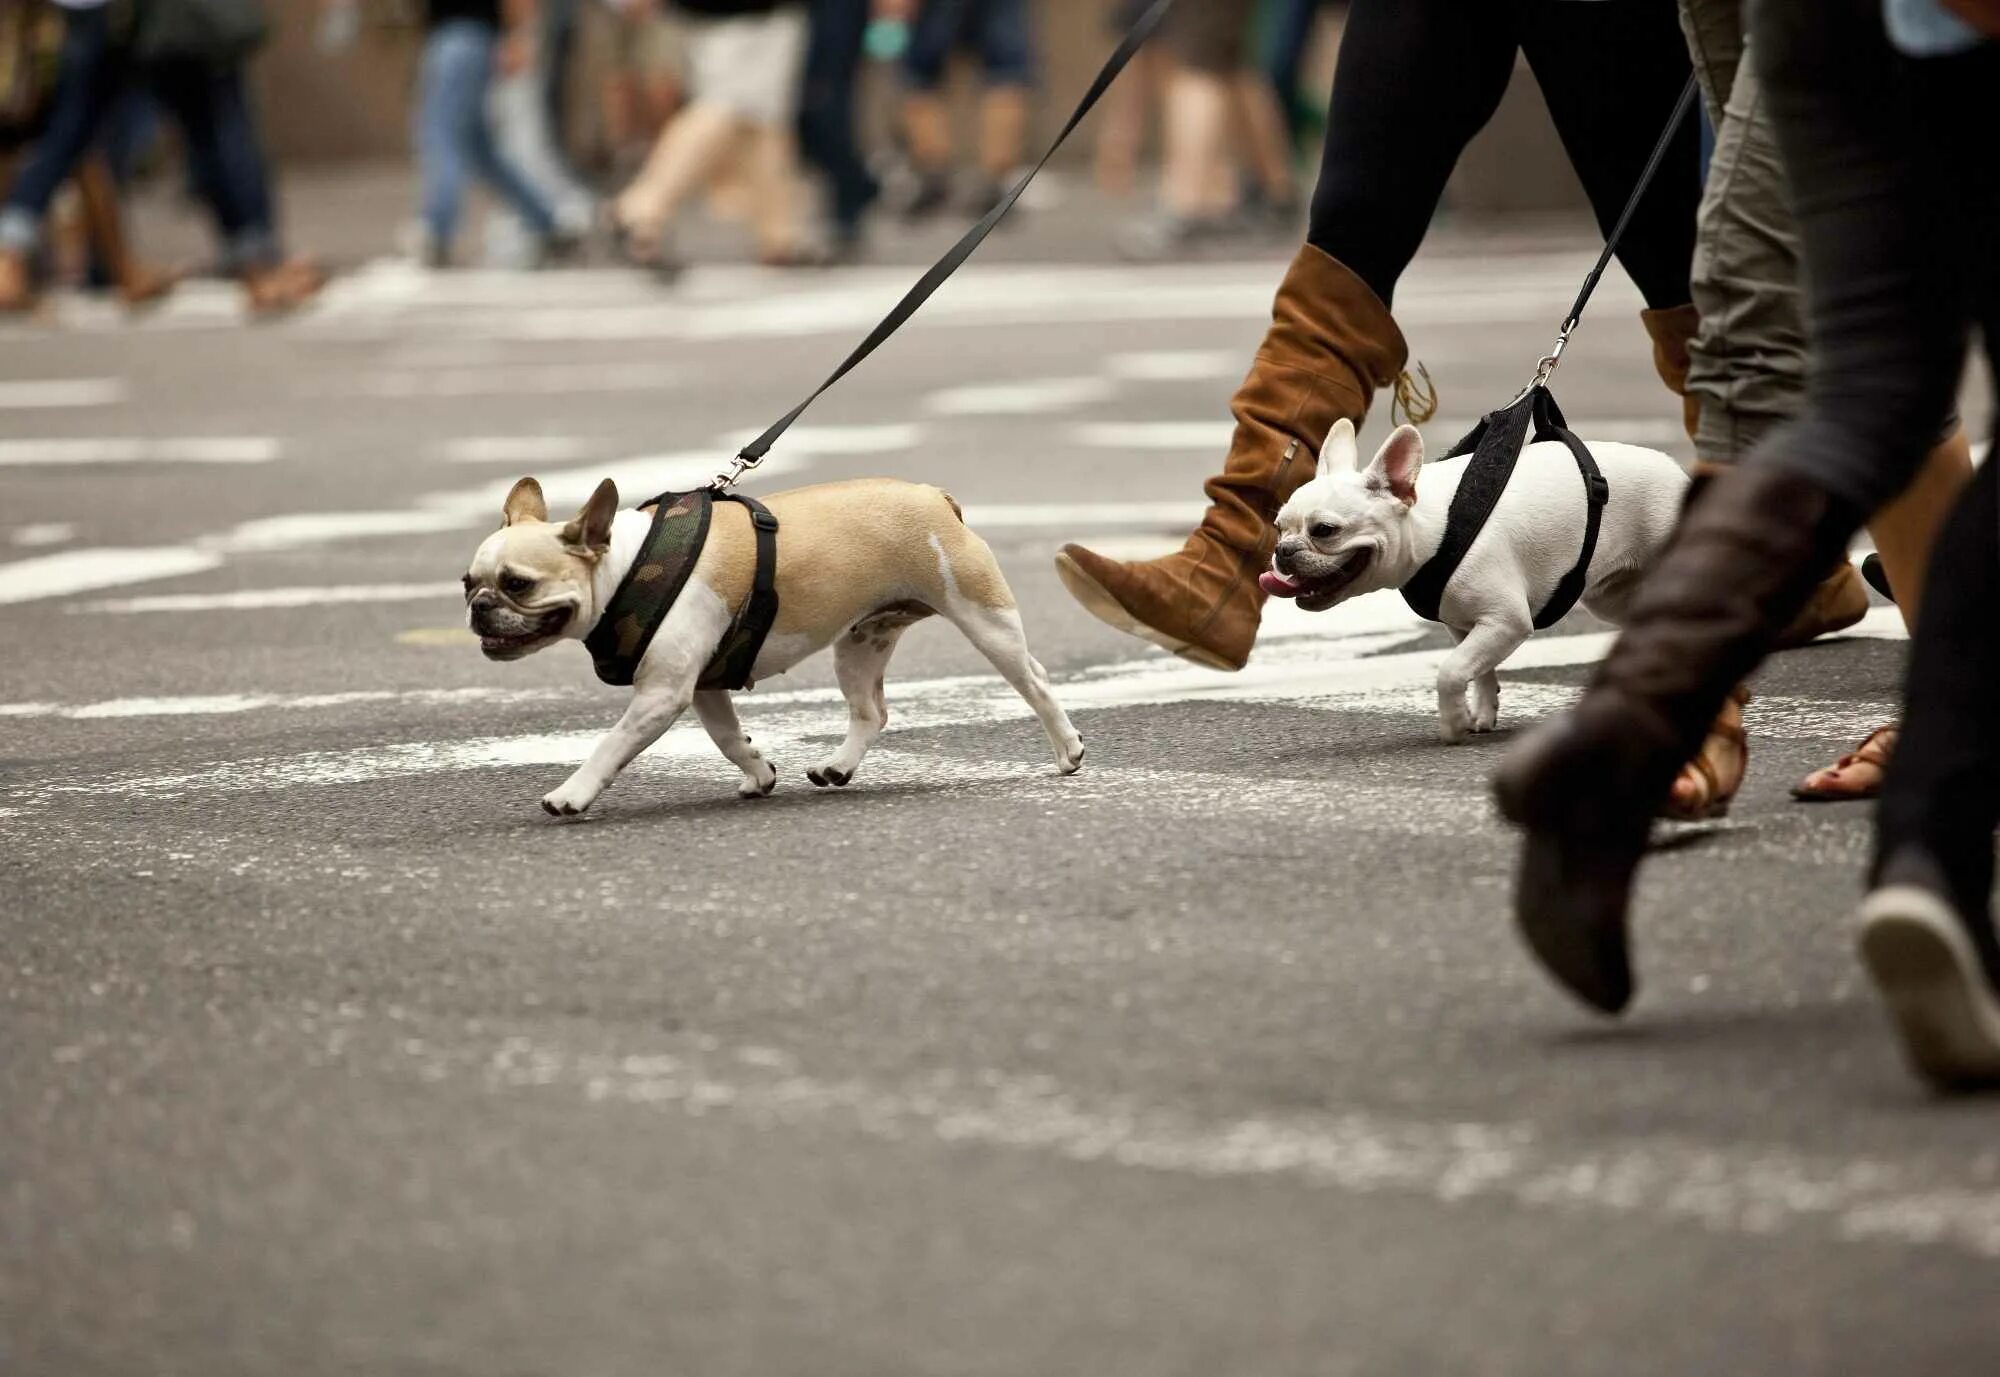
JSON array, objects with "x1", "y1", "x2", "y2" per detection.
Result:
[
  {"x1": 0, "y1": 437, "x2": 279, "y2": 466},
  {"x1": 436, "y1": 436, "x2": 597, "y2": 465},
  {"x1": 1072, "y1": 421, "x2": 1234, "y2": 451},
  {"x1": 10, "y1": 522, "x2": 78, "y2": 548},
  {"x1": 313, "y1": 362, "x2": 683, "y2": 399},
  {"x1": 0, "y1": 378, "x2": 127, "y2": 409},
  {"x1": 0, "y1": 687, "x2": 553, "y2": 720},
  {"x1": 4, "y1": 615, "x2": 1905, "y2": 803},
  {"x1": 924, "y1": 378, "x2": 1116, "y2": 416},
  {"x1": 1105, "y1": 350, "x2": 1241, "y2": 382},
  {"x1": 452, "y1": 1034, "x2": 2000, "y2": 1259},
  {"x1": 0, "y1": 547, "x2": 223, "y2": 605},
  {"x1": 74, "y1": 582, "x2": 458, "y2": 614},
  {"x1": 960, "y1": 500, "x2": 1203, "y2": 529},
  {"x1": 716, "y1": 423, "x2": 924, "y2": 456}
]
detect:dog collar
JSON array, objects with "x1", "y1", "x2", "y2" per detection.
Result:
[
  {"x1": 584, "y1": 489, "x2": 781, "y2": 691},
  {"x1": 1399, "y1": 384, "x2": 1608, "y2": 630}
]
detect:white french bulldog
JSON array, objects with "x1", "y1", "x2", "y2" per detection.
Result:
[
  {"x1": 465, "y1": 476, "x2": 1084, "y2": 816},
  {"x1": 1260, "y1": 418, "x2": 1687, "y2": 742}
]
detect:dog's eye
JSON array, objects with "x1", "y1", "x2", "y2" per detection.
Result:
[
  {"x1": 1309, "y1": 521, "x2": 1341, "y2": 541},
  {"x1": 501, "y1": 573, "x2": 536, "y2": 597},
  {"x1": 460, "y1": 574, "x2": 476, "y2": 598}
]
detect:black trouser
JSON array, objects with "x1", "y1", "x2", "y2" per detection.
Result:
[
  {"x1": 1730, "y1": 0, "x2": 2000, "y2": 942},
  {"x1": 1305, "y1": 0, "x2": 1699, "y2": 311},
  {"x1": 799, "y1": 0, "x2": 877, "y2": 238}
]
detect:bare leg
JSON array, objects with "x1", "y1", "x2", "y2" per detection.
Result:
[
  {"x1": 743, "y1": 121, "x2": 804, "y2": 258},
  {"x1": 615, "y1": 100, "x2": 743, "y2": 245},
  {"x1": 692, "y1": 690, "x2": 778, "y2": 798},
  {"x1": 1161, "y1": 67, "x2": 1235, "y2": 219},
  {"x1": 978, "y1": 86, "x2": 1028, "y2": 181},
  {"x1": 542, "y1": 682, "x2": 693, "y2": 816},
  {"x1": 807, "y1": 624, "x2": 910, "y2": 788}
]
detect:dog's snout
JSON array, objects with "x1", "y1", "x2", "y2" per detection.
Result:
[{"x1": 1273, "y1": 535, "x2": 1307, "y2": 571}]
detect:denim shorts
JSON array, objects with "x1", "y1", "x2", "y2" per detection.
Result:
[{"x1": 904, "y1": 0, "x2": 1034, "y2": 89}]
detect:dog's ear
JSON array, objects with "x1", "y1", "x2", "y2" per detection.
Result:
[
  {"x1": 560, "y1": 479, "x2": 620, "y2": 557},
  {"x1": 1364, "y1": 425, "x2": 1423, "y2": 506},
  {"x1": 502, "y1": 477, "x2": 548, "y2": 527},
  {"x1": 1319, "y1": 417, "x2": 1360, "y2": 477}
]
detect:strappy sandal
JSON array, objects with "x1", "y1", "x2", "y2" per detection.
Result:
[
  {"x1": 1792, "y1": 723, "x2": 1898, "y2": 802},
  {"x1": 1662, "y1": 685, "x2": 1750, "y2": 821}
]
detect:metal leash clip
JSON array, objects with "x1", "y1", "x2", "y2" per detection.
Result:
[
  {"x1": 707, "y1": 451, "x2": 759, "y2": 492},
  {"x1": 1511, "y1": 319, "x2": 1578, "y2": 405}
]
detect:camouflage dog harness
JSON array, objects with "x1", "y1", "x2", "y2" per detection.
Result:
[{"x1": 584, "y1": 489, "x2": 781, "y2": 691}]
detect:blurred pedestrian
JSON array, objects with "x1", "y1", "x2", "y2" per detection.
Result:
[
  {"x1": 1091, "y1": 0, "x2": 1166, "y2": 197},
  {"x1": 797, "y1": 0, "x2": 882, "y2": 258},
  {"x1": 0, "y1": 0, "x2": 317, "y2": 313},
  {"x1": 1119, "y1": 0, "x2": 1298, "y2": 258},
  {"x1": 1059, "y1": 0, "x2": 1698, "y2": 674},
  {"x1": 1494, "y1": 0, "x2": 2000, "y2": 1077},
  {"x1": 599, "y1": 0, "x2": 681, "y2": 175},
  {"x1": 898, "y1": 0, "x2": 1033, "y2": 220},
  {"x1": 610, "y1": 0, "x2": 818, "y2": 273},
  {"x1": 414, "y1": 0, "x2": 569, "y2": 268},
  {"x1": 1260, "y1": 0, "x2": 1341, "y2": 152}
]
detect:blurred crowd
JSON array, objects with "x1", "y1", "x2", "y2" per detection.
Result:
[{"x1": 0, "y1": 0, "x2": 1348, "y2": 312}]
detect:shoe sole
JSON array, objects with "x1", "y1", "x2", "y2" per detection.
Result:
[
  {"x1": 1857, "y1": 887, "x2": 2000, "y2": 1090},
  {"x1": 1052, "y1": 551, "x2": 1241, "y2": 672}
]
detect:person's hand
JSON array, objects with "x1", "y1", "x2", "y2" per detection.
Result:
[
  {"x1": 497, "y1": 29, "x2": 533, "y2": 76},
  {"x1": 1940, "y1": 0, "x2": 2000, "y2": 35}
]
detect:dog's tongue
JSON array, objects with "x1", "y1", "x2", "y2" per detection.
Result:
[{"x1": 1259, "y1": 570, "x2": 1307, "y2": 598}]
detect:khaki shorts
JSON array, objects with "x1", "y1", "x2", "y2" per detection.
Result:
[
  {"x1": 1167, "y1": 0, "x2": 1256, "y2": 74},
  {"x1": 685, "y1": 8, "x2": 808, "y2": 125},
  {"x1": 606, "y1": 9, "x2": 682, "y2": 76}
]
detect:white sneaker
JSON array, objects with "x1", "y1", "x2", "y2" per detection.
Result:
[{"x1": 1857, "y1": 882, "x2": 2000, "y2": 1090}]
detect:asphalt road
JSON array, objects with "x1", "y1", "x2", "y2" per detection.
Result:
[{"x1": 3, "y1": 223, "x2": 1998, "y2": 1377}]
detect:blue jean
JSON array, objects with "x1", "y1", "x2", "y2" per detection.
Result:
[
  {"x1": 417, "y1": 20, "x2": 556, "y2": 248},
  {"x1": 0, "y1": 6, "x2": 284, "y2": 269},
  {"x1": 800, "y1": 0, "x2": 878, "y2": 236}
]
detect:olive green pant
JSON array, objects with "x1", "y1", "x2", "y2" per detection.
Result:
[{"x1": 1677, "y1": 0, "x2": 1808, "y2": 462}]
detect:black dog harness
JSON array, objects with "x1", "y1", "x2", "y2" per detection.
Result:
[
  {"x1": 584, "y1": 490, "x2": 780, "y2": 691},
  {"x1": 1399, "y1": 385, "x2": 1608, "y2": 631}
]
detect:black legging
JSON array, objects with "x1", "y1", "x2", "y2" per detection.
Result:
[{"x1": 1305, "y1": 0, "x2": 1700, "y2": 312}]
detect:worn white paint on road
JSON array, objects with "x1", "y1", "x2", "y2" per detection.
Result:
[
  {"x1": 0, "y1": 437, "x2": 279, "y2": 466},
  {"x1": 444, "y1": 1032, "x2": 2000, "y2": 1260},
  {"x1": 0, "y1": 378, "x2": 127, "y2": 409}
]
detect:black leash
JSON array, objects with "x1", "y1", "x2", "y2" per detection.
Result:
[
  {"x1": 1521, "y1": 72, "x2": 1699, "y2": 393},
  {"x1": 1403, "y1": 72, "x2": 1699, "y2": 628},
  {"x1": 708, "y1": 0, "x2": 1179, "y2": 491}
]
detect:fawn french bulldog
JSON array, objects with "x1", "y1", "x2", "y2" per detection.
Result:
[
  {"x1": 1260, "y1": 418, "x2": 1688, "y2": 742},
  {"x1": 464, "y1": 477, "x2": 1084, "y2": 816}
]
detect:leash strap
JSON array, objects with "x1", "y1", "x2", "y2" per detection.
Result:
[
  {"x1": 1524, "y1": 72, "x2": 1699, "y2": 392},
  {"x1": 1526, "y1": 389, "x2": 1607, "y2": 630},
  {"x1": 1398, "y1": 386, "x2": 1607, "y2": 629},
  {"x1": 698, "y1": 493, "x2": 781, "y2": 691},
  {"x1": 1400, "y1": 393, "x2": 1537, "y2": 624},
  {"x1": 711, "y1": 0, "x2": 1179, "y2": 490}
]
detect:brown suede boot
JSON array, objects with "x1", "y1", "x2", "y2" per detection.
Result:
[
  {"x1": 1054, "y1": 246, "x2": 1406, "y2": 670},
  {"x1": 1493, "y1": 464, "x2": 1863, "y2": 1014},
  {"x1": 1640, "y1": 303, "x2": 1701, "y2": 444}
]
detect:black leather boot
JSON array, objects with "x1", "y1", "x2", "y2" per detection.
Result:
[{"x1": 1493, "y1": 464, "x2": 1864, "y2": 1014}]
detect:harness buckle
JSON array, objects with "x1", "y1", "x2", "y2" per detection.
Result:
[
  {"x1": 1585, "y1": 472, "x2": 1610, "y2": 507},
  {"x1": 750, "y1": 508, "x2": 780, "y2": 533}
]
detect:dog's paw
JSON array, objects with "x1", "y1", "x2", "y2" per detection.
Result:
[
  {"x1": 806, "y1": 765, "x2": 852, "y2": 789},
  {"x1": 738, "y1": 761, "x2": 779, "y2": 799},
  {"x1": 1056, "y1": 733, "x2": 1085, "y2": 775},
  {"x1": 540, "y1": 773, "x2": 602, "y2": 817},
  {"x1": 1471, "y1": 705, "x2": 1500, "y2": 734},
  {"x1": 1437, "y1": 711, "x2": 1472, "y2": 745}
]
